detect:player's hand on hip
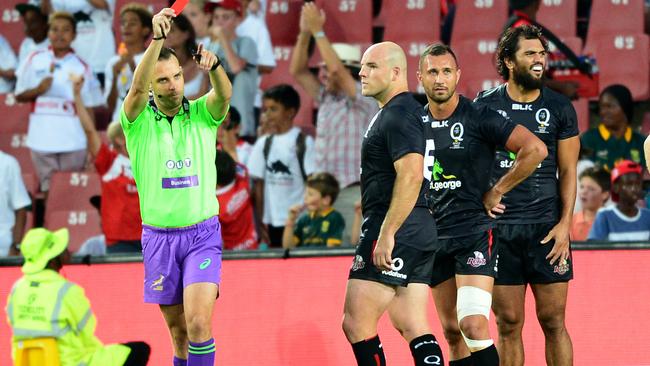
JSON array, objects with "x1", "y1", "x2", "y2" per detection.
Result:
[
  {"x1": 193, "y1": 43, "x2": 220, "y2": 71},
  {"x1": 482, "y1": 188, "x2": 505, "y2": 219},
  {"x1": 373, "y1": 234, "x2": 394, "y2": 271},
  {"x1": 541, "y1": 221, "x2": 570, "y2": 265},
  {"x1": 152, "y1": 8, "x2": 175, "y2": 39}
]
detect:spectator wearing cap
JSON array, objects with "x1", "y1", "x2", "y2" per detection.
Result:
[
  {"x1": 581, "y1": 84, "x2": 646, "y2": 171},
  {"x1": 5, "y1": 228, "x2": 152, "y2": 366},
  {"x1": 14, "y1": 12, "x2": 103, "y2": 194},
  {"x1": 71, "y1": 74, "x2": 142, "y2": 254},
  {"x1": 16, "y1": 13, "x2": 104, "y2": 192},
  {"x1": 289, "y1": 2, "x2": 378, "y2": 245},
  {"x1": 15, "y1": 2, "x2": 50, "y2": 66},
  {"x1": 588, "y1": 160, "x2": 650, "y2": 241},
  {"x1": 0, "y1": 150, "x2": 31, "y2": 257},
  {"x1": 0, "y1": 35, "x2": 17, "y2": 94},
  {"x1": 205, "y1": 0, "x2": 259, "y2": 137},
  {"x1": 104, "y1": 3, "x2": 152, "y2": 123},
  {"x1": 40, "y1": 0, "x2": 116, "y2": 85},
  {"x1": 217, "y1": 106, "x2": 253, "y2": 168}
]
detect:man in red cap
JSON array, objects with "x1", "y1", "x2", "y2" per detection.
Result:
[{"x1": 588, "y1": 160, "x2": 650, "y2": 241}]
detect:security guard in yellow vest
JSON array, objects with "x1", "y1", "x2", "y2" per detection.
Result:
[{"x1": 6, "y1": 228, "x2": 151, "y2": 366}]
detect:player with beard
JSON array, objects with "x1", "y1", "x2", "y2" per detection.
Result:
[
  {"x1": 387, "y1": 43, "x2": 546, "y2": 366},
  {"x1": 473, "y1": 25, "x2": 579, "y2": 366}
]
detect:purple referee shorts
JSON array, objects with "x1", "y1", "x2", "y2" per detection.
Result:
[{"x1": 142, "y1": 216, "x2": 223, "y2": 305}]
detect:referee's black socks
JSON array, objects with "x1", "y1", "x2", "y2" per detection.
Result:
[
  {"x1": 409, "y1": 334, "x2": 444, "y2": 366},
  {"x1": 351, "y1": 335, "x2": 386, "y2": 366}
]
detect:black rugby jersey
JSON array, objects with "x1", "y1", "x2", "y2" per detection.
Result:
[
  {"x1": 474, "y1": 84, "x2": 579, "y2": 224},
  {"x1": 423, "y1": 96, "x2": 516, "y2": 238},
  {"x1": 360, "y1": 92, "x2": 430, "y2": 215}
]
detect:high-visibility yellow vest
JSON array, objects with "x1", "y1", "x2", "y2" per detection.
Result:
[{"x1": 6, "y1": 269, "x2": 131, "y2": 366}]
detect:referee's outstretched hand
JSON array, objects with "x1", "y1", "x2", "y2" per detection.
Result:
[
  {"x1": 193, "y1": 43, "x2": 220, "y2": 72},
  {"x1": 373, "y1": 234, "x2": 394, "y2": 271},
  {"x1": 152, "y1": 8, "x2": 175, "y2": 39}
]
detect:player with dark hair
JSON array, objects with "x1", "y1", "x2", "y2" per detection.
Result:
[
  {"x1": 474, "y1": 25, "x2": 580, "y2": 366},
  {"x1": 121, "y1": 7, "x2": 231, "y2": 366}
]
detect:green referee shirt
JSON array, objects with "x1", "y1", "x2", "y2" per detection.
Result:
[
  {"x1": 120, "y1": 95, "x2": 226, "y2": 227},
  {"x1": 580, "y1": 124, "x2": 646, "y2": 171},
  {"x1": 293, "y1": 208, "x2": 345, "y2": 247}
]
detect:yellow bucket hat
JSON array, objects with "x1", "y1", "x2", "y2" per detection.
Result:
[{"x1": 20, "y1": 228, "x2": 69, "y2": 274}]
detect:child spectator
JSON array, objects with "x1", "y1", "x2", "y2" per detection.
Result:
[
  {"x1": 588, "y1": 160, "x2": 650, "y2": 241},
  {"x1": 15, "y1": 3, "x2": 50, "y2": 67},
  {"x1": 249, "y1": 84, "x2": 315, "y2": 247},
  {"x1": 215, "y1": 150, "x2": 257, "y2": 250},
  {"x1": 282, "y1": 172, "x2": 344, "y2": 248},
  {"x1": 571, "y1": 167, "x2": 610, "y2": 241},
  {"x1": 72, "y1": 74, "x2": 142, "y2": 253},
  {"x1": 0, "y1": 150, "x2": 31, "y2": 256},
  {"x1": 0, "y1": 34, "x2": 17, "y2": 94},
  {"x1": 217, "y1": 106, "x2": 252, "y2": 168}
]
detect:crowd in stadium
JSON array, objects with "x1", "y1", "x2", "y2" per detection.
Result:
[{"x1": 1, "y1": 0, "x2": 650, "y2": 258}]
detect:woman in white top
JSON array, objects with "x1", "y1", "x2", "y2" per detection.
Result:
[{"x1": 163, "y1": 14, "x2": 210, "y2": 100}]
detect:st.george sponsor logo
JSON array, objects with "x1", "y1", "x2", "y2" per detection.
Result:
[
  {"x1": 500, "y1": 151, "x2": 542, "y2": 169},
  {"x1": 430, "y1": 160, "x2": 461, "y2": 191},
  {"x1": 381, "y1": 257, "x2": 407, "y2": 279}
]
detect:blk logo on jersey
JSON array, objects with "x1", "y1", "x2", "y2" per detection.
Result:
[
  {"x1": 430, "y1": 160, "x2": 462, "y2": 191},
  {"x1": 467, "y1": 251, "x2": 487, "y2": 267},
  {"x1": 512, "y1": 103, "x2": 532, "y2": 111},
  {"x1": 430, "y1": 120, "x2": 449, "y2": 128}
]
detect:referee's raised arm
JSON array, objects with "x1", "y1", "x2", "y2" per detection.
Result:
[
  {"x1": 123, "y1": 8, "x2": 175, "y2": 122},
  {"x1": 194, "y1": 42, "x2": 232, "y2": 122}
]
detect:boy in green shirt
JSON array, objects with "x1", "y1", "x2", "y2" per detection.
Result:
[{"x1": 282, "y1": 172, "x2": 345, "y2": 248}]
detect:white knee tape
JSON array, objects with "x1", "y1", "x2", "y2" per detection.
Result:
[
  {"x1": 463, "y1": 337, "x2": 494, "y2": 349},
  {"x1": 456, "y1": 286, "x2": 492, "y2": 322}
]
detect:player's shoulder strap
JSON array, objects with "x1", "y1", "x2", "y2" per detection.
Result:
[{"x1": 263, "y1": 131, "x2": 308, "y2": 182}]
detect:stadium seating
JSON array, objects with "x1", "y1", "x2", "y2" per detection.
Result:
[
  {"x1": 380, "y1": 0, "x2": 440, "y2": 42},
  {"x1": 393, "y1": 39, "x2": 430, "y2": 93},
  {"x1": 266, "y1": 0, "x2": 304, "y2": 45},
  {"x1": 572, "y1": 97, "x2": 590, "y2": 132},
  {"x1": 450, "y1": 0, "x2": 508, "y2": 46},
  {"x1": 536, "y1": 0, "x2": 577, "y2": 38},
  {"x1": 0, "y1": 94, "x2": 30, "y2": 133},
  {"x1": 46, "y1": 171, "x2": 101, "y2": 212},
  {"x1": 44, "y1": 209, "x2": 101, "y2": 254},
  {"x1": 0, "y1": 5, "x2": 24, "y2": 52},
  {"x1": 454, "y1": 38, "x2": 503, "y2": 98},
  {"x1": 586, "y1": 0, "x2": 645, "y2": 41},
  {"x1": 315, "y1": 0, "x2": 373, "y2": 44},
  {"x1": 0, "y1": 132, "x2": 35, "y2": 175},
  {"x1": 585, "y1": 33, "x2": 649, "y2": 101},
  {"x1": 261, "y1": 45, "x2": 315, "y2": 130},
  {"x1": 21, "y1": 172, "x2": 38, "y2": 197}
]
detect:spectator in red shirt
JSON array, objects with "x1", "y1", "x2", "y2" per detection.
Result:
[
  {"x1": 216, "y1": 150, "x2": 258, "y2": 250},
  {"x1": 71, "y1": 74, "x2": 142, "y2": 253}
]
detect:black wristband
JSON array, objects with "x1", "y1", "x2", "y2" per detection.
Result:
[
  {"x1": 210, "y1": 59, "x2": 221, "y2": 71},
  {"x1": 152, "y1": 35, "x2": 166, "y2": 40}
]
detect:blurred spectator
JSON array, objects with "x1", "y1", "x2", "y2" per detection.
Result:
[
  {"x1": 282, "y1": 172, "x2": 344, "y2": 248},
  {"x1": 15, "y1": 3, "x2": 50, "y2": 66},
  {"x1": 184, "y1": 0, "x2": 211, "y2": 44},
  {"x1": 505, "y1": 0, "x2": 593, "y2": 99},
  {"x1": 0, "y1": 150, "x2": 31, "y2": 256},
  {"x1": 581, "y1": 84, "x2": 646, "y2": 171},
  {"x1": 571, "y1": 167, "x2": 610, "y2": 241},
  {"x1": 290, "y1": 2, "x2": 377, "y2": 245},
  {"x1": 350, "y1": 200, "x2": 361, "y2": 246},
  {"x1": 6, "y1": 228, "x2": 151, "y2": 365},
  {"x1": 164, "y1": 14, "x2": 210, "y2": 99},
  {"x1": 41, "y1": 0, "x2": 116, "y2": 84},
  {"x1": 588, "y1": 161, "x2": 650, "y2": 241},
  {"x1": 104, "y1": 3, "x2": 152, "y2": 123},
  {"x1": 249, "y1": 84, "x2": 315, "y2": 247},
  {"x1": 0, "y1": 34, "x2": 17, "y2": 93},
  {"x1": 237, "y1": 0, "x2": 275, "y2": 74},
  {"x1": 217, "y1": 106, "x2": 252, "y2": 167},
  {"x1": 72, "y1": 74, "x2": 142, "y2": 253},
  {"x1": 15, "y1": 12, "x2": 103, "y2": 193},
  {"x1": 246, "y1": 0, "x2": 265, "y2": 20},
  {"x1": 205, "y1": 0, "x2": 258, "y2": 137},
  {"x1": 574, "y1": 146, "x2": 596, "y2": 213},
  {"x1": 216, "y1": 150, "x2": 258, "y2": 250}
]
